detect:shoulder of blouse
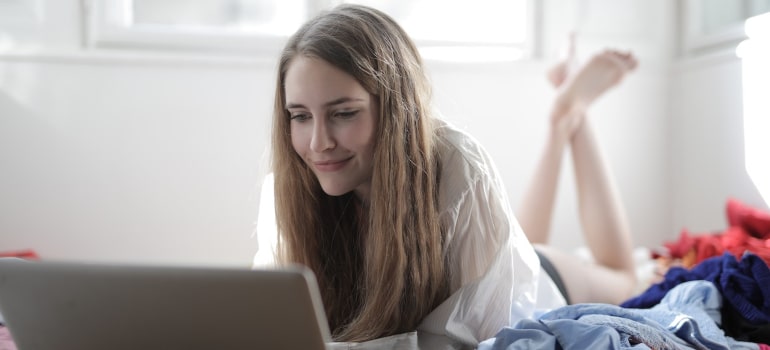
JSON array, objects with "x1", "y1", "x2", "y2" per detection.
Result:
[
  {"x1": 433, "y1": 120, "x2": 516, "y2": 253},
  {"x1": 434, "y1": 121, "x2": 493, "y2": 176},
  {"x1": 433, "y1": 120, "x2": 504, "y2": 212}
]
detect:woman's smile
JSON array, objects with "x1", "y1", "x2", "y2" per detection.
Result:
[{"x1": 313, "y1": 157, "x2": 353, "y2": 172}]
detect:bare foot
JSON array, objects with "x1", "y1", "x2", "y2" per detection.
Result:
[
  {"x1": 550, "y1": 50, "x2": 638, "y2": 137},
  {"x1": 546, "y1": 32, "x2": 577, "y2": 88},
  {"x1": 564, "y1": 50, "x2": 637, "y2": 108}
]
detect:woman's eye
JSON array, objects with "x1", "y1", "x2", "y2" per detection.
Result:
[
  {"x1": 335, "y1": 110, "x2": 358, "y2": 119},
  {"x1": 290, "y1": 113, "x2": 310, "y2": 122}
]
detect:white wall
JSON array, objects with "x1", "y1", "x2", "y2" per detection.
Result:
[
  {"x1": 4, "y1": 0, "x2": 759, "y2": 267},
  {"x1": 670, "y1": 52, "x2": 769, "y2": 234},
  {"x1": 1, "y1": 0, "x2": 277, "y2": 265},
  {"x1": 0, "y1": 56, "x2": 274, "y2": 266}
]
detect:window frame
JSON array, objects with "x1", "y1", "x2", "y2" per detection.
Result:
[
  {"x1": 84, "y1": 0, "x2": 329, "y2": 55},
  {"x1": 0, "y1": 0, "x2": 44, "y2": 24},
  {"x1": 682, "y1": 0, "x2": 770, "y2": 55},
  {"x1": 84, "y1": 0, "x2": 537, "y2": 61}
]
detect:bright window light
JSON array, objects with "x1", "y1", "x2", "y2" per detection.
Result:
[
  {"x1": 89, "y1": 0, "x2": 534, "y2": 60},
  {"x1": 737, "y1": 11, "x2": 770, "y2": 205},
  {"x1": 130, "y1": 0, "x2": 307, "y2": 36},
  {"x1": 342, "y1": 0, "x2": 532, "y2": 60},
  {"x1": 358, "y1": 0, "x2": 527, "y2": 44}
]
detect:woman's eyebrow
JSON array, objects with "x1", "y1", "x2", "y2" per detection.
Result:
[
  {"x1": 285, "y1": 97, "x2": 365, "y2": 110},
  {"x1": 324, "y1": 97, "x2": 365, "y2": 107}
]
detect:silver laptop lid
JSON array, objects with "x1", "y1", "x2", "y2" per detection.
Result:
[{"x1": 0, "y1": 259, "x2": 331, "y2": 350}]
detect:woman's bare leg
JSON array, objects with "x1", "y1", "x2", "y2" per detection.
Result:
[
  {"x1": 521, "y1": 48, "x2": 638, "y2": 304},
  {"x1": 516, "y1": 126, "x2": 570, "y2": 244},
  {"x1": 539, "y1": 116, "x2": 636, "y2": 305},
  {"x1": 517, "y1": 36, "x2": 577, "y2": 245}
]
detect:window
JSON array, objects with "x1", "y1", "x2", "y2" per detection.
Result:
[
  {"x1": 343, "y1": 0, "x2": 532, "y2": 61},
  {"x1": 683, "y1": 0, "x2": 770, "y2": 53},
  {"x1": 0, "y1": 0, "x2": 46, "y2": 52},
  {"x1": 86, "y1": 0, "x2": 317, "y2": 54},
  {"x1": 0, "y1": 0, "x2": 42, "y2": 23},
  {"x1": 737, "y1": 12, "x2": 770, "y2": 204},
  {"x1": 129, "y1": 0, "x2": 308, "y2": 36},
  {"x1": 86, "y1": 0, "x2": 533, "y2": 61}
]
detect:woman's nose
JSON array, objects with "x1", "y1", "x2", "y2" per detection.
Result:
[{"x1": 310, "y1": 119, "x2": 335, "y2": 152}]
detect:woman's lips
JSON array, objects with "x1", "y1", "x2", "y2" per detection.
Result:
[{"x1": 313, "y1": 157, "x2": 352, "y2": 172}]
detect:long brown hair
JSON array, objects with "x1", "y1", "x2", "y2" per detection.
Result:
[{"x1": 271, "y1": 4, "x2": 448, "y2": 341}]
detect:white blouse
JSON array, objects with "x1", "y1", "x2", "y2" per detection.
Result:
[
  {"x1": 416, "y1": 121, "x2": 566, "y2": 345},
  {"x1": 253, "y1": 120, "x2": 566, "y2": 346}
]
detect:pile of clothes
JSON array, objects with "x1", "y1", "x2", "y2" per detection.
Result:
[
  {"x1": 482, "y1": 198, "x2": 770, "y2": 349},
  {"x1": 657, "y1": 198, "x2": 770, "y2": 269}
]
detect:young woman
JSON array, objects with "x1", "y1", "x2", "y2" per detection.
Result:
[{"x1": 256, "y1": 4, "x2": 638, "y2": 346}]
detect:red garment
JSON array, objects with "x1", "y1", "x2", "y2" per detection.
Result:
[
  {"x1": 727, "y1": 197, "x2": 770, "y2": 239},
  {"x1": 0, "y1": 250, "x2": 39, "y2": 260},
  {"x1": 661, "y1": 198, "x2": 770, "y2": 268}
]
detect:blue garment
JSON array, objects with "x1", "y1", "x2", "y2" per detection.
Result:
[
  {"x1": 479, "y1": 305, "x2": 691, "y2": 350},
  {"x1": 478, "y1": 318, "x2": 624, "y2": 350},
  {"x1": 480, "y1": 281, "x2": 759, "y2": 350},
  {"x1": 621, "y1": 252, "x2": 770, "y2": 324},
  {"x1": 540, "y1": 303, "x2": 696, "y2": 349},
  {"x1": 719, "y1": 253, "x2": 770, "y2": 323},
  {"x1": 641, "y1": 280, "x2": 758, "y2": 350}
]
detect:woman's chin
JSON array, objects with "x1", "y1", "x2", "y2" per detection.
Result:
[{"x1": 320, "y1": 185, "x2": 351, "y2": 197}]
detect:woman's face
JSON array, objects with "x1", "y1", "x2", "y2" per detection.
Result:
[{"x1": 284, "y1": 56, "x2": 377, "y2": 201}]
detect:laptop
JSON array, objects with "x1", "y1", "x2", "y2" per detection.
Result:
[{"x1": 0, "y1": 258, "x2": 332, "y2": 350}]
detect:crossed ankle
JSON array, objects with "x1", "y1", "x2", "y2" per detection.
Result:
[{"x1": 552, "y1": 92, "x2": 586, "y2": 123}]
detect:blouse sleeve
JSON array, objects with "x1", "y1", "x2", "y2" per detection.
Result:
[{"x1": 417, "y1": 136, "x2": 544, "y2": 345}]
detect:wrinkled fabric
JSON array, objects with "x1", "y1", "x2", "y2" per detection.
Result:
[
  {"x1": 479, "y1": 318, "x2": 623, "y2": 350},
  {"x1": 722, "y1": 304, "x2": 770, "y2": 344},
  {"x1": 481, "y1": 281, "x2": 760, "y2": 350},
  {"x1": 621, "y1": 252, "x2": 770, "y2": 326},
  {"x1": 254, "y1": 120, "x2": 566, "y2": 346},
  {"x1": 642, "y1": 280, "x2": 757, "y2": 350},
  {"x1": 659, "y1": 198, "x2": 770, "y2": 269},
  {"x1": 480, "y1": 313, "x2": 687, "y2": 350},
  {"x1": 417, "y1": 121, "x2": 566, "y2": 345},
  {"x1": 726, "y1": 198, "x2": 770, "y2": 240},
  {"x1": 540, "y1": 304, "x2": 697, "y2": 349}
]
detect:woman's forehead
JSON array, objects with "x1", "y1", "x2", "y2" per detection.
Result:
[{"x1": 284, "y1": 56, "x2": 371, "y2": 107}]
